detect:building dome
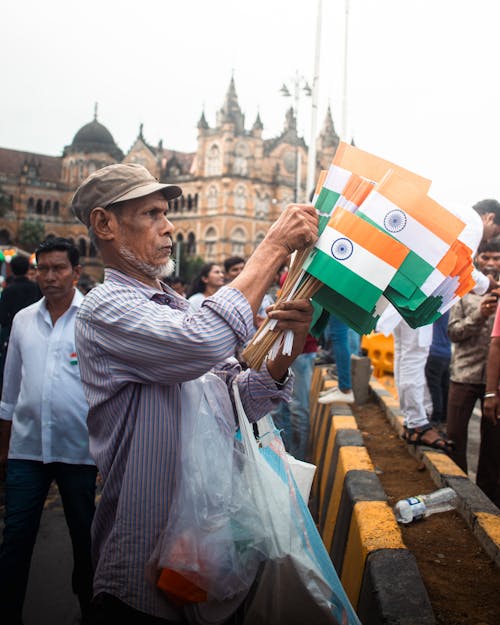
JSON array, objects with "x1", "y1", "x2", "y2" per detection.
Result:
[
  {"x1": 72, "y1": 120, "x2": 116, "y2": 149},
  {"x1": 64, "y1": 115, "x2": 124, "y2": 160}
]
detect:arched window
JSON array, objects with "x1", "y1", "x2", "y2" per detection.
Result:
[
  {"x1": 175, "y1": 233, "x2": 184, "y2": 261},
  {"x1": 187, "y1": 232, "x2": 196, "y2": 256},
  {"x1": 187, "y1": 195, "x2": 193, "y2": 210},
  {"x1": 27, "y1": 198, "x2": 34, "y2": 214},
  {"x1": 36, "y1": 199, "x2": 43, "y2": 214},
  {"x1": 231, "y1": 227, "x2": 246, "y2": 256},
  {"x1": 44, "y1": 200, "x2": 51, "y2": 215},
  {"x1": 207, "y1": 185, "x2": 218, "y2": 212},
  {"x1": 233, "y1": 142, "x2": 249, "y2": 176},
  {"x1": 255, "y1": 194, "x2": 270, "y2": 219},
  {"x1": 204, "y1": 227, "x2": 217, "y2": 260},
  {"x1": 234, "y1": 185, "x2": 247, "y2": 214},
  {"x1": 53, "y1": 201, "x2": 59, "y2": 216},
  {"x1": 206, "y1": 144, "x2": 221, "y2": 176},
  {"x1": 89, "y1": 241, "x2": 98, "y2": 258},
  {"x1": 194, "y1": 193, "x2": 199, "y2": 209}
]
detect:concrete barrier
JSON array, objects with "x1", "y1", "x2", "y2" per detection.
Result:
[{"x1": 308, "y1": 368, "x2": 436, "y2": 624}]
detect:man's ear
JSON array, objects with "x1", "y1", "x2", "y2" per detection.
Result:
[
  {"x1": 90, "y1": 207, "x2": 116, "y2": 241},
  {"x1": 73, "y1": 264, "x2": 82, "y2": 284}
]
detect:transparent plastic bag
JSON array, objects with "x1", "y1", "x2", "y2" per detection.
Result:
[
  {"x1": 146, "y1": 372, "x2": 268, "y2": 604},
  {"x1": 233, "y1": 385, "x2": 361, "y2": 625}
]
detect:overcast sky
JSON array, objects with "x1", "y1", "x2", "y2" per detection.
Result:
[{"x1": 1, "y1": 0, "x2": 499, "y2": 211}]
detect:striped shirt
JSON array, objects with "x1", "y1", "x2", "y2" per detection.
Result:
[{"x1": 75, "y1": 268, "x2": 292, "y2": 619}]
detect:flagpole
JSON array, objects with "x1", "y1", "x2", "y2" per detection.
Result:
[
  {"x1": 306, "y1": 0, "x2": 322, "y2": 202},
  {"x1": 341, "y1": 0, "x2": 350, "y2": 141}
]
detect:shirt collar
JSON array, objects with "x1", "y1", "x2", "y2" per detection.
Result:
[
  {"x1": 104, "y1": 268, "x2": 190, "y2": 311},
  {"x1": 36, "y1": 288, "x2": 83, "y2": 321}
]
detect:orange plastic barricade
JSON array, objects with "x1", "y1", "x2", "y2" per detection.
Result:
[{"x1": 361, "y1": 332, "x2": 394, "y2": 377}]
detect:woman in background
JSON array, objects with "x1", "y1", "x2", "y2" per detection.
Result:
[{"x1": 187, "y1": 263, "x2": 225, "y2": 311}]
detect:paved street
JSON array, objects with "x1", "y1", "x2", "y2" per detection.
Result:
[{"x1": 0, "y1": 485, "x2": 81, "y2": 625}]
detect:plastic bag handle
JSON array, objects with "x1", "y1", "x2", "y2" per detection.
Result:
[{"x1": 232, "y1": 381, "x2": 261, "y2": 459}]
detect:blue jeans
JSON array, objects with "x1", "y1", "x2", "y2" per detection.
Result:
[
  {"x1": 273, "y1": 352, "x2": 316, "y2": 461},
  {"x1": 325, "y1": 315, "x2": 352, "y2": 391},
  {"x1": 0, "y1": 460, "x2": 97, "y2": 623}
]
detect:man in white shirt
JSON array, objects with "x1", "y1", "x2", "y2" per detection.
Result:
[{"x1": 0, "y1": 237, "x2": 96, "y2": 625}]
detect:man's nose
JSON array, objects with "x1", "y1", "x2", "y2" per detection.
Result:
[
  {"x1": 45, "y1": 269, "x2": 57, "y2": 280},
  {"x1": 161, "y1": 215, "x2": 174, "y2": 234}
]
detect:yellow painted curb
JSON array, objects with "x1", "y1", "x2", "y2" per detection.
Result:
[
  {"x1": 475, "y1": 512, "x2": 500, "y2": 545},
  {"x1": 322, "y1": 447, "x2": 374, "y2": 550},
  {"x1": 319, "y1": 415, "x2": 359, "y2": 514},
  {"x1": 341, "y1": 500, "x2": 405, "y2": 607},
  {"x1": 424, "y1": 451, "x2": 468, "y2": 478}
]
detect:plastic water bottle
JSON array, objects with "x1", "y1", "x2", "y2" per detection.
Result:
[{"x1": 394, "y1": 487, "x2": 457, "y2": 524}]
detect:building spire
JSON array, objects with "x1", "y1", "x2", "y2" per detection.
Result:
[
  {"x1": 319, "y1": 104, "x2": 339, "y2": 149},
  {"x1": 94, "y1": 102, "x2": 98, "y2": 121},
  {"x1": 216, "y1": 75, "x2": 245, "y2": 134}
]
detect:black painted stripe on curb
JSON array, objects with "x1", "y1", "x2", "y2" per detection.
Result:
[
  {"x1": 357, "y1": 549, "x2": 436, "y2": 625},
  {"x1": 330, "y1": 469, "x2": 387, "y2": 575},
  {"x1": 319, "y1": 428, "x2": 364, "y2": 530}
]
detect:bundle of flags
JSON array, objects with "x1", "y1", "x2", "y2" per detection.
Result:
[{"x1": 303, "y1": 142, "x2": 482, "y2": 335}]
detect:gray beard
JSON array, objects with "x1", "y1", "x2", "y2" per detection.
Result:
[{"x1": 119, "y1": 245, "x2": 175, "y2": 279}]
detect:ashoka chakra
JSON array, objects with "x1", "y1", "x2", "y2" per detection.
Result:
[
  {"x1": 384, "y1": 209, "x2": 407, "y2": 233},
  {"x1": 331, "y1": 237, "x2": 353, "y2": 260}
]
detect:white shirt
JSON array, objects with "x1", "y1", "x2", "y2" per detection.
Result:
[
  {"x1": 0, "y1": 289, "x2": 94, "y2": 465},
  {"x1": 187, "y1": 291, "x2": 205, "y2": 311}
]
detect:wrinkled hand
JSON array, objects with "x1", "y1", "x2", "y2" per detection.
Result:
[
  {"x1": 267, "y1": 298, "x2": 314, "y2": 358},
  {"x1": 266, "y1": 203, "x2": 318, "y2": 255},
  {"x1": 483, "y1": 395, "x2": 499, "y2": 426}
]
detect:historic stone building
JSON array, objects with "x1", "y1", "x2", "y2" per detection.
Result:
[{"x1": 0, "y1": 78, "x2": 340, "y2": 280}]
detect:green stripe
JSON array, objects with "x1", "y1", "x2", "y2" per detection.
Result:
[
  {"x1": 358, "y1": 213, "x2": 433, "y2": 288},
  {"x1": 313, "y1": 286, "x2": 379, "y2": 334},
  {"x1": 315, "y1": 188, "x2": 340, "y2": 234},
  {"x1": 306, "y1": 248, "x2": 383, "y2": 313}
]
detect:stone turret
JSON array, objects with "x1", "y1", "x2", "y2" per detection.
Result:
[{"x1": 216, "y1": 76, "x2": 245, "y2": 135}]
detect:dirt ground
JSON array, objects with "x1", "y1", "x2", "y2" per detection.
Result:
[{"x1": 351, "y1": 400, "x2": 500, "y2": 625}]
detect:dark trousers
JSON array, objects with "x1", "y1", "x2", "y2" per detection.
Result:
[
  {"x1": 0, "y1": 459, "x2": 97, "y2": 624},
  {"x1": 447, "y1": 381, "x2": 500, "y2": 507},
  {"x1": 477, "y1": 411, "x2": 500, "y2": 508},
  {"x1": 425, "y1": 354, "x2": 450, "y2": 424},
  {"x1": 89, "y1": 593, "x2": 246, "y2": 625},
  {"x1": 447, "y1": 381, "x2": 483, "y2": 473},
  {"x1": 89, "y1": 594, "x2": 187, "y2": 625}
]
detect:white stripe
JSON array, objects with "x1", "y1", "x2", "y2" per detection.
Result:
[
  {"x1": 313, "y1": 224, "x2": 399, "y2": 290},
  {"x1": 337, "y1": 197, "x2": 358, "y2": 213},
  {"x1": 359, "y1": 191, "x2": 450, "y2": 265},
  {"x1": 420, "y1": 268, "x2": 446, "y2": 296},
  {"x1": 324, "y1": 164, "x2": 352, "y2": 194}
]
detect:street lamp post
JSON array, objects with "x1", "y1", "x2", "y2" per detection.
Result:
[{"x1": 280, "y1": 72, "x2": 312, "y2": 203}]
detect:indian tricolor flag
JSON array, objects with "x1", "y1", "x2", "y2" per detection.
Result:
[
  {"x1": 303, "y1": 207, "x2": 409, "y2": 313},
  {"x1": 333, "y1": 141, "x2": 432, "y2": 192},
  {"x1": 357, "y1": 170, "x2": 465, "y2": 310},
  {"x1": 314, "y1": 164, "x2": 351, "y2": 234}
]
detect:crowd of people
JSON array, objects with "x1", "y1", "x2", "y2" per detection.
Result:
[{"x1": 0, "y1": 161, "x2": 498, "y2": 624}]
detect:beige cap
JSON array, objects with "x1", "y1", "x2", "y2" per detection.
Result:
[{"x1": 71, "y1": 163, "x2": 182, "y2": 227}]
